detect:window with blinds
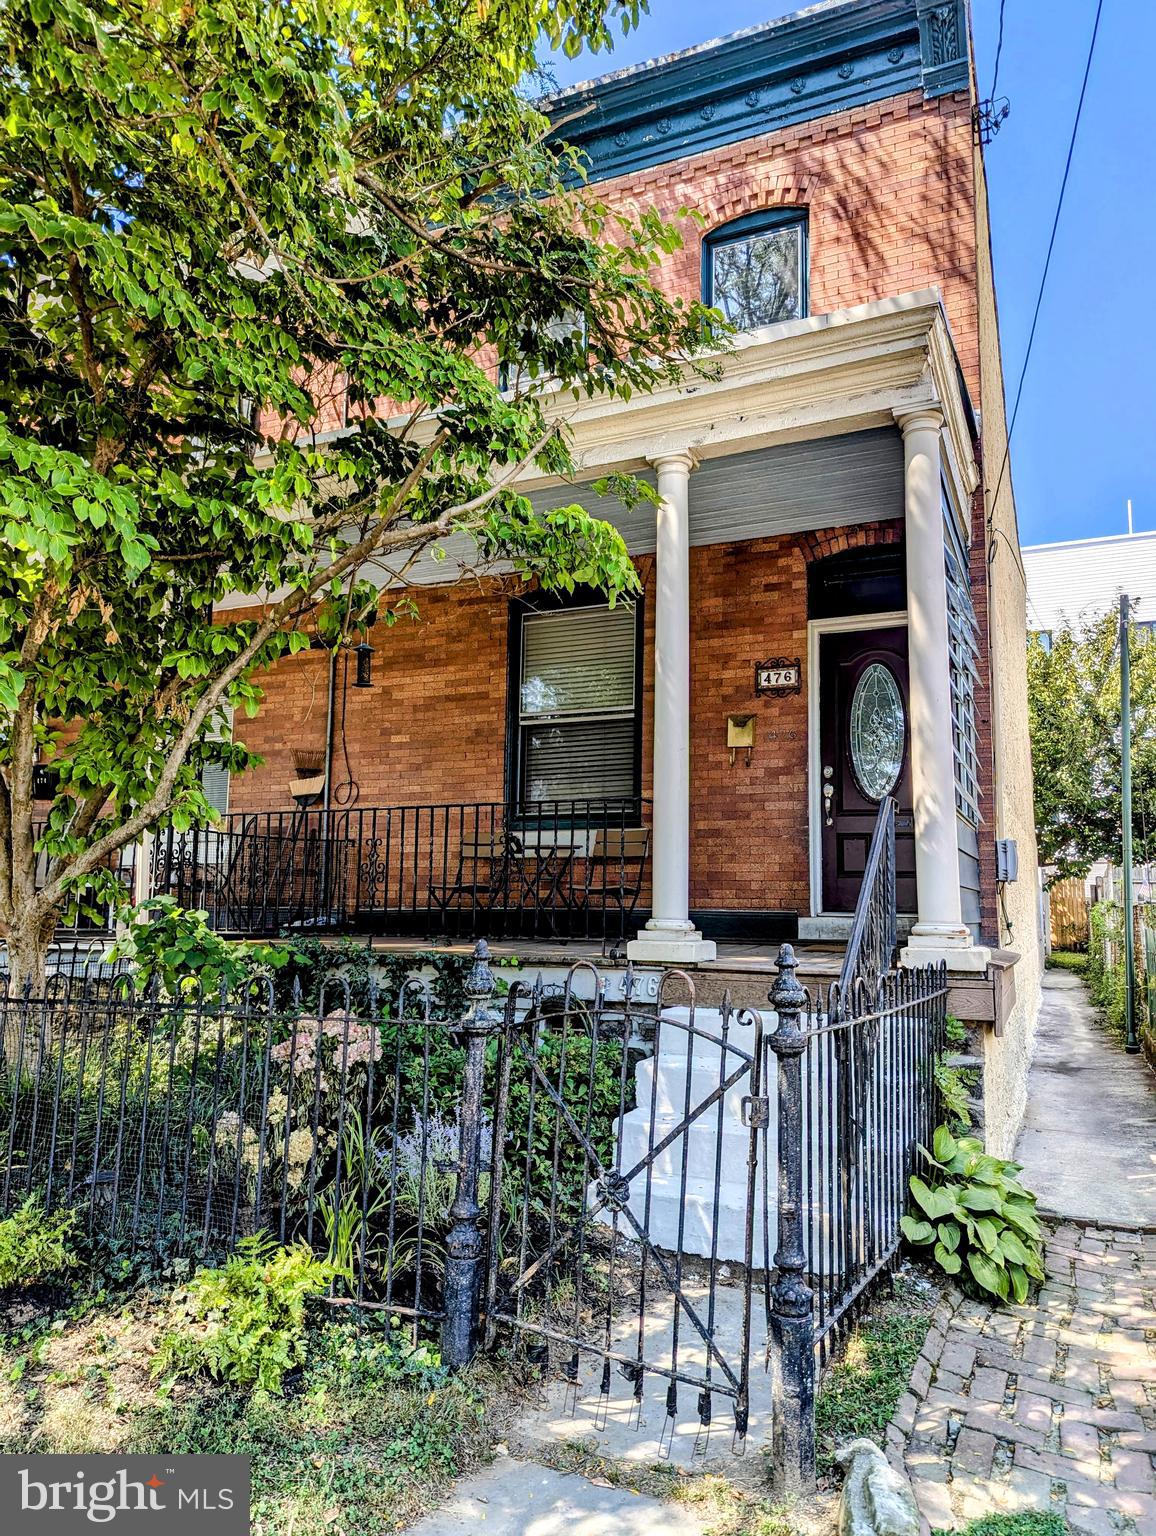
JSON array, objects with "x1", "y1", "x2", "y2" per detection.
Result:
[
  {"x1": 201, "y1": 705, "x2": 233, "y2": 817},
  {"x1": 517, "y1": 603, "x2": 638, "y2": 806}
]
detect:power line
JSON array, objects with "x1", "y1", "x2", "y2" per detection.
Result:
[
  {"x1": 991, "y1": 0, "x2": 1007, "y2": 100},
  {"x1": 987, "y1": 0, "x2": 1105, "y2": 571}
]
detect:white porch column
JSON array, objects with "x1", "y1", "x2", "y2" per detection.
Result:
[
  {"x1": 628, "y1": 451, "x2": 716, "y2": 964},
  {"x1": 896, "y1": 409, "x2": 988, "y2": 972}
]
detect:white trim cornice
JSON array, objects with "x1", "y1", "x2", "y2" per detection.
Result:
[{"x1": 515, "y1": 290, "x2": 979, "y2": 522}]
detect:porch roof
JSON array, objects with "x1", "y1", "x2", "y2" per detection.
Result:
[
  {"x1": 222, "y1": 288, "x2": 977, "y2": 605},
  {"x1": 521, "y1": 288, "x2": 978, "y2": 526},
  {"x1": 403, "y1": 288, "x2": 977, "y2": 583}
]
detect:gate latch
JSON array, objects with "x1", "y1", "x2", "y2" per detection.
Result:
[{"x1": 740, "y1": 1094, "x2": 770, "y2": 1129}]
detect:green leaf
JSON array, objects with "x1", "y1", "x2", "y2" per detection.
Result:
[
  {"x1": 933, "y1": 1243, "x2": 962, "y2": 1275},
  {"x1": 967, "y1": 1250, "x2": 1005, "y2": 1297},
  {"x1": 998, "y1": 1230, "x2": 1032, "y2": 1267},
  {"x1": 936, "y1": 1220, "x2": 961, "y2": 1254},
  {"x1": 958, "y1": 1185, "x2": 1001, "y2": 1213},
  {"x1": 910, "y1": 1176, "x2": 956, "y2": 1222},
  {"x1": 901, "y1": 1215, "x2": 935, "y2": 1246},
  {"x1": 932, "y1": 1125, "x2": 958, "y2": 1164},
  {"x1": 973, "y1": 1216, "x2": 1000, "y2": 1254},
  {"x1": 1008, "y1": 1263, "x2": 1030, "y2": 1305}
]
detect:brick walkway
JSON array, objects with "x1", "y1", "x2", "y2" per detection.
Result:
[{"x1": 890, "y1": 1223, "x2": 1156, "y2": 1534}]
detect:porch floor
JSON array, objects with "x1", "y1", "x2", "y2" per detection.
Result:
[
  {"x1": 43, "y1": 934, "x2": 847, "y2": 1008},
  {"x1": 356, "y1": 934, "x2": 847, "y2": 1007}
]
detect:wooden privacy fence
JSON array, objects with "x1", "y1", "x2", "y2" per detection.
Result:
[{"x1": 1049, "y1": 877, "x2": 1089, "y2": 951}]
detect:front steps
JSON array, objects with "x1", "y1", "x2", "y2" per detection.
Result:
[{"x1": 595, "y1": 1003, "x2": 912, "y2": 1268}]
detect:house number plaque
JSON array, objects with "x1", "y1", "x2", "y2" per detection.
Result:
[{"x1": 755, "y1": 657, "x2": 801, "y2": 697}]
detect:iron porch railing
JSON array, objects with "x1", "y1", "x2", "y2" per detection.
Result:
[
  {"x1": 151, "y1": 798, "x2": 651, "y2": 946},
  {"x1": 836, "y1": 794, "x2": 898, "y2": 1004}
]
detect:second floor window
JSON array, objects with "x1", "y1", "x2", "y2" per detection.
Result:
[{"x1": 704, "y1": 209, "x2": 807, "y2": 330}]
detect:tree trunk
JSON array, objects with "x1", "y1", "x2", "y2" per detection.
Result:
[{"x1": 3, "y1": 913, "x2": 56, "y2": 997}]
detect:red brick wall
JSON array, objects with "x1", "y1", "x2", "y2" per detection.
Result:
[
  {"x1": 231, "y1": 584, "x2": 512, "y2": 814},
  {"x1": 230, "y1": 520, "x2": 905, "y2": 917},
  {"x1": 570, "y1": 89, "x2": 979, "y2": 394}
]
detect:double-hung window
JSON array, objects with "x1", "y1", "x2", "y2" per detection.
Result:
[
  {"x1": 703, "y1": 209, "x2": 808, "y2": 330},
  {"x1": 514, "y1": 602, "x2": 639, "y2": 808},
  {"x1": 201, "y1": 705, "x2": 234, "y2": 816}
]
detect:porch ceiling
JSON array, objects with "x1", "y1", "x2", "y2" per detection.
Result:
[{"x1": 527, "y1": 426, "x2": 903, "y2": 556}]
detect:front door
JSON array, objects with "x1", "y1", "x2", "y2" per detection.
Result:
[{"x1": 818, "y1": 626, "x2": 916, "y2": 913}]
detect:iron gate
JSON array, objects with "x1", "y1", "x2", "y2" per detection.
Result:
[{"x1": 480, "y1": 964, "x2": 773, "y2": 1453}]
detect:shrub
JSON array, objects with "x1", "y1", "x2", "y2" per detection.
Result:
[
  {"x1": 1047, "y1": 949, "x2": 1089, "y2": 976},
  {"x1": 313, "y1": 1311, "x2": 446, "y2": 1391},
  {"x1": 154, "y1": 1236, "x2": 333, "y2": 1393},
  {"x1": 107, "y1": 897, "x2": 292, "y2": 998},
  {"x1": 1087, "y1": 902, "x2": 1128, "y2": 1041},
  {"x1": 901, "y1": 1127, "x2": 1045, "y2": 1304},
  {"x1": 0, "y1": 1198, "x2": 82, "y2": 1289}
]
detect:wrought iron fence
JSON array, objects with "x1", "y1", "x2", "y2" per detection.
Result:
[
  {"x1": 0, "y1": 967, "x2": 456, "y2": 1328},
  {"x1": 152, "y1": 798, "x2": 651, "y2": 946},
  {"x1": 32, "y1": 821, "x2": 138, "y2": 935},
  {"x1": 806, "y1": 966, "x2": 948, "y2": 1361},
  {"x1": 483, "y1": 965, "x2": 769, "y2": 1461},
  {"x1": 0, "y1": 938, "x2": 945, "y2": 1492}
]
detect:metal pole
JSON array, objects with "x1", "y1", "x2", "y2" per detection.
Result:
[
  {"x1": 442, "y1": 940, "x2": 498, "y2": 1368},
  {"x1": 1121, "y1": 596, "x2": 1140, "y2": 1053},
  {"x1": 769, "y1": 943, "x2": 816, "y2": 1494}
]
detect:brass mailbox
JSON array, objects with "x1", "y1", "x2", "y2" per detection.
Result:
[{"x1": 727, "y1": 713, "x2": 755, "y2": 767}]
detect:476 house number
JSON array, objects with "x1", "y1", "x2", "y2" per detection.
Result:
[{"x1": 755, "y1": 658, "x2": 802, "y2": 696}]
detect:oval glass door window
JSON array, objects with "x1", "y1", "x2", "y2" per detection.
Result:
[{"x1": 849, "y1": 663, "x2": 905, "y2": 799}]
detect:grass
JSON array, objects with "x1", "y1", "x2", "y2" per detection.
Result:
[
  {"x1": 937, "y1": 1515, "x2": 1069, "y2": 1536},
  {"x1": 0, "y1": 1285, "x2": 505, "y2": 1536},
  {"x1": 129, "y1": 1364, "x2": 493, "y2": 1534},
  {"x1": 1046, "y1": 950, "x2": 1089, "y2": 976},
  {"x1": 814, "y1": 1269, "x2": 937, "y2": 1478}
]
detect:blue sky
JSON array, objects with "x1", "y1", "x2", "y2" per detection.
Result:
[{"x1": 545, "y1": 1, "x2": 1155, "y2": 549}]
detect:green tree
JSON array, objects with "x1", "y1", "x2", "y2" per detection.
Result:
[
  {"x1": 0, "y1": 0, "x2": 719, "y2": 987},
  {"x1": 1028, "y1": 609, "x2": 1156, "y2": 883}
]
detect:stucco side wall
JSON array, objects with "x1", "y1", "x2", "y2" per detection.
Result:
[{"x1": 971, "y1": 103, "x2": 1042, "y2": 1159}]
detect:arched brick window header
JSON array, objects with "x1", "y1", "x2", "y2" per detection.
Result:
[
  {"x1": 795, "y1": 519, "x2": 903, "y2": 564},
  {"x1": 705, "y1": 173, "x2": 822, "y2": 231}
]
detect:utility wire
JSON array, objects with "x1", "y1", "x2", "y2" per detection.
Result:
[
  {"x1": 987, "y1": 0, "x2": 1105, "y2": 576},
  {"x1": 991, "y1": 0, "x2": 1007, "y2": 100}
]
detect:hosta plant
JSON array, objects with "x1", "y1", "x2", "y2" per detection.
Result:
[{"x1": 901, "y1": 1127, "x2": 1045, "y2": 1304}]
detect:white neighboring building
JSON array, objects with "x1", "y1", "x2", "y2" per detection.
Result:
[{"x1": 1024, "y1": 529, "x2": 1156, "y2": 638}]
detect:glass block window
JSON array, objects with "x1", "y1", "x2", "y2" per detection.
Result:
[
  {"x1": 944, "y1": 504, "x2": 982, "y2": 827},
  {"x1": 516, "y1": 603, "x2": 638, "y2": 806},
  {"x1": 704, "y1": 211, "x2": 807, "y2": 330}
]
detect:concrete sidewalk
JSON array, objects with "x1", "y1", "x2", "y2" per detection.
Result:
[
  {"x1": 403, "y1": 1457, "x2": 707, "y2": 1536},
  {"x1": 1014, "y1": 969, "x2": 1156, "y2": 1226}
]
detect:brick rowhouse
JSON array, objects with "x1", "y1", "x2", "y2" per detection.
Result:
[{"x1": 229, "y1": 79, "x2": 998, "y2": 935}]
